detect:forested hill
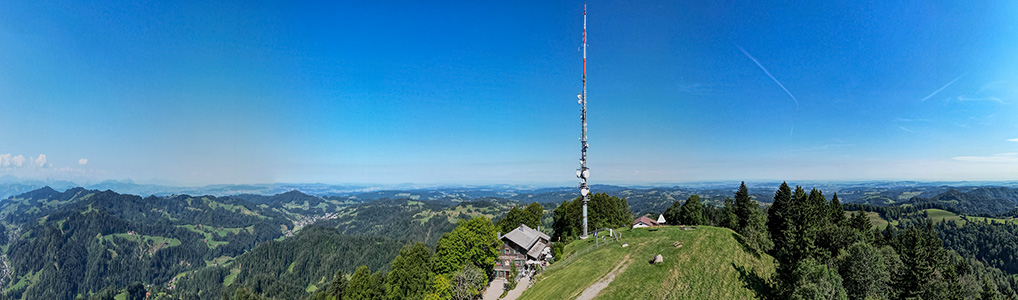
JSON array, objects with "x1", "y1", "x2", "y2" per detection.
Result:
[
  {"x1": 0, "y1": 186, "x2": 516, "y2": 300},
  {"x1": 6, "y1": 183, "x2": 1018, "y2": 299},
  {"x1": 907, "y1": 187, "x2": 1018, "y2": 214},
  {"x1": 0, "y1": 187, "x2": 304, "y2": 299}
]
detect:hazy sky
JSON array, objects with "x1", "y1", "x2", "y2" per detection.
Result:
[{"x1": 1, "y1": 1, "x2": 1016, "y2": 185}]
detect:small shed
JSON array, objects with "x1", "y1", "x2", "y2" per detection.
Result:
[{"x1": 632, "y1": 216, "x2": 659, "y2": 228}]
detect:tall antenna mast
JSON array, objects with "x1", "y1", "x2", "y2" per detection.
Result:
[{"x1": 577, "y1": 3, "x2": 591, "y2": 239}]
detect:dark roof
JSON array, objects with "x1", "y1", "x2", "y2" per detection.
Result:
[
  {"x1": 633, "y1": 216, "x2": 659, "y2": 226},
  {"x1": 502, "y1": 224, "x2": 550, "y2": 259},
  {"x1": 528, "y1": 241, "x2": 547, "y2": 259}
]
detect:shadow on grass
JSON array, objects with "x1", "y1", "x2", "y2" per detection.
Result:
[
  {"x1": 734, "y1": 263, "x2": 773, "y2": 300},
  {"x1": 730, "y1": 232, "x2": 762, "y2": 259}
]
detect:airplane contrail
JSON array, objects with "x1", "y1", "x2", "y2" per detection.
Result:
[
  {"x1": 920, "y1": 74, "x2": 965, "y2": 102},
  {"x1": 737, "y1": 46, "x2": 799, "y2": 110}
]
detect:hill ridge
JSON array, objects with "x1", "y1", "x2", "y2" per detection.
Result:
[{"x1": 520, "y1": 225, "x2": 774, "y2": 300}]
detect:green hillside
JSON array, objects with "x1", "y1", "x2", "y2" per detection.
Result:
[
  {"x1": 521, "y1": 225, "x2": 774, "y2": 300},
  {"x1": 853, "y1": 208, "x2": 1018, "y2": 229}
]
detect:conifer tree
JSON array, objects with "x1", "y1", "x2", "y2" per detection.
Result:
[
  {"x1": 879, "y1": 224, "x2": 899, "y2": 249},
  {"x1": 734, "y1": 182, "x2": 772, "y2": 253},
  {"x1": 678, "y1": 195, "x2": 706, "y2": 226},
  {"x1": 326, "y1": 269, "x2": 348, "y2": 299},
  {"x1": 127, "y1": 282, "x2": 146, "y2": 300},
  {"x1": 829, "y1": 193, "x2": 845, "y2": 225},
  {"x1": 836, "y1": 242, "x2": 889, "y2": 300},
  {"x1": 849, "y1": 211, "x2": 871, "y2": 233},
  {"x1": 897, "y1": 222, "x2": 948, "y2": 299},
  {"x1": 774, "y1": 185, "x2": 810, "y2": 297},
  {"x1": 734, "y1": 182, "x2": 754, "y2": 230},
  {"x1": 802, "y1": 189, "x2": 829, "y2": 261},
  {"x1": 768, "y1": 182, "x2": 793, "y2": 255},
  {"x1": 722, "y1": 197, "x2": 738, "y2": 230}
]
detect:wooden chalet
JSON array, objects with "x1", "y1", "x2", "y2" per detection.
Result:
[{"x1": 494, "y1": 224, "x2": 551, "y2": 279}]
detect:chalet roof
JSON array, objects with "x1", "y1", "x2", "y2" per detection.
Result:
[
  {"x1": 502, "y1": 224, "x2": 550, "y2": 259},
  {"x1": 527, "y1": 241, "x2": 547, "y2": 259},
  {"x1": 633, "y1": 216, "x2": 659, "y2": 226}
]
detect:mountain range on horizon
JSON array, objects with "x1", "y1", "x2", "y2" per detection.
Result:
[
  {"x1": 2, "y1": 175, "x2": 1017, "y2": 200},
  {"x1": 4, "y1": 180, "x2": 1018, "y2": 299}
]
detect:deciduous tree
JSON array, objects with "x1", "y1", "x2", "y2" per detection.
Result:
[
  {"x1": 387, "y1": 243, "x2": 433, "y2": 300},
  {"x1": 431, "y1": 217, "x2": 500, "y2": 280}
]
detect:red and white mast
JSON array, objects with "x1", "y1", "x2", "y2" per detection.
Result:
[{"x1": 578, "y1": 3, "x2": 591, "y2": 239}]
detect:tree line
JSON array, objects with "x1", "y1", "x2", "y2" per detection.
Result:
[
  {"x1": 551, "y1": 193, "x2": 631, "y2": 242},
  {"x1": 645, "y1": 181, "x2": 1018, "y2": 299},
  {"x1": 223, "y1": 216, "x2": 501, "y2": 300}
]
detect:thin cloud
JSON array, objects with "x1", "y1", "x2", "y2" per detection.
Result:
[
  {"x1": 676, "y1": 83, "x2": 731, "y2": 95},
  {"x1": 956, "y1": 96, "x2": 1004, "y2": 103},
  {"x1": 1008, "y1": 138, "x2": 1018, "y2": 142},
  {"x1": 788, "y1": 141, "x2": 854, "y2": 153},
  {"x1": 954, "y1": 80, "x2": 1014, "y2": 104},
  {"x1": 920, "y1": 74, "x2": 965, "y2": 102},
  {"x1": 953, "y1": 153, "x2": 1018, "y2": 164},
  {"x1": 737, "y1": 46, "x2": 799, "y2": 109},
  {"x1": 79, "y1": 158, "x2": 89, "y2": 165},
  {"x1": 893, "y1": 117, "x2": 929, "y2": 133}
]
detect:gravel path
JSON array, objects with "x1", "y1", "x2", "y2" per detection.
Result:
[
  {"x1": 574, "y1": 254, "x2": 630, "y2": 300},
  {"x1": 482, "y1": 276, "x2": 531, "y2": 300}
]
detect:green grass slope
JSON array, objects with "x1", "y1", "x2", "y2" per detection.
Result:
[{"x1": 520, "y1": 226, "x2": 775, "y2": 300}]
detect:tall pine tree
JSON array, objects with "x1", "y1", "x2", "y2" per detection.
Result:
[
  {"x1": 768, "y1": 182, "x2": 793, "y2": 255},
  {"x1": 829, "y1": 193, "x2": 845, "y2": 225},
  {"x1": 734, "y1": 182, "x2": 754, "y2": 230},
  {"x1": 734, "y1": 182, "x2": 772, "y2": 253}
]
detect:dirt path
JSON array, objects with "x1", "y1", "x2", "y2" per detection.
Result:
[
  {"x1": 482, "y1": 276, "x2": 532, "y2": 300},
  {"x1": 481, "y1": 279, "x2": 505, "y2": 300},
  {"x1": 574, "y1": 254, "x2": 630, "y2": 300}
]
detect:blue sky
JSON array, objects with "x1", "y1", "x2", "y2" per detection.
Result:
[{"x1": 1, "y1": 1, "x2": 1016, "y2": 186}]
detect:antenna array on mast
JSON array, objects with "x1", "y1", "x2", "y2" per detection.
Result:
[{"x1": 578, "y1": 3, "x2": 590, "y2": 239}]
